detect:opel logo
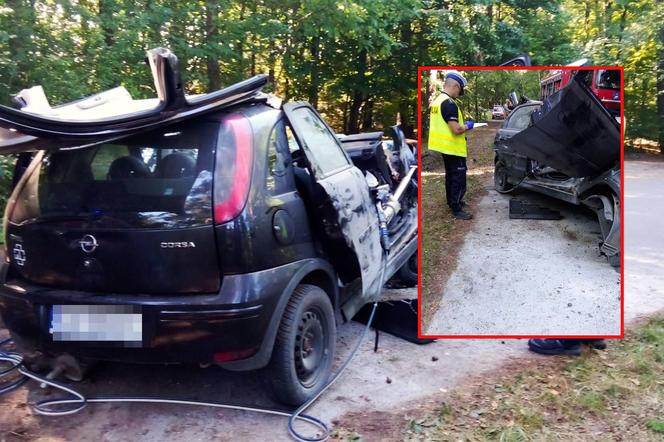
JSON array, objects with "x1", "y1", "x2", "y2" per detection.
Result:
[{"x1": 79, "y1": 234, "x2": 98, "y2": 253}]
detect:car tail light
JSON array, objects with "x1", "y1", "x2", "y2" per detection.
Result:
[{"x1": 214, "y1": 115, "x2": 253, "y2": 224}]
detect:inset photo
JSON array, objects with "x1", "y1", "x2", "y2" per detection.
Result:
[{"x1": 419, "y1": 65, "x2": 623, "y2": 337}]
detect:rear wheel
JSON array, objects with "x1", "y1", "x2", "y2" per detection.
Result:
[
  {"x1": 494, "y1": 161, "x2": 514, "y2": 193},
  {"x1": 396, "y1": 251, "x2": 418, "y2": 286},
  {"x1": 265, "y1": 284, "x2": 335, "y2": 406}
]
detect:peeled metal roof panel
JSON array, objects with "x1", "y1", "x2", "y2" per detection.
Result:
[{"x1": 0, "y1": 48, "x2": 268, "y2": 152}]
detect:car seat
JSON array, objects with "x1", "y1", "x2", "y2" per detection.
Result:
[
  {"x1": 156, "y1": 152, "x2": 196, "y2": 178},
  {"x1": 108, "y1": 156, "x2": 151, "y2": 179}
]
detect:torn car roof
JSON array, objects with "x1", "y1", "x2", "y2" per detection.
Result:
[
  {"x1": 0, "y1": 48, "x2": 268, "y2": 152},
  {"x1": 504, "y1": 75, "x2": 620, "y2": 178}
]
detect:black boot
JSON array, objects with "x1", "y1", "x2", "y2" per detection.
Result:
[
  {"x1": 527, "y1": 339, "x2": 582, "y2": 356},
  {"x1": 586, "y1": 339, "x2": 607, "y2": 350},
  {"x1": 452, "y1": 210, "x2": 473, "y2": 220}
]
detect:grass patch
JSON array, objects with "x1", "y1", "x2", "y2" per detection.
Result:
[
  {"x1": 646, "y1": 418, "x2": 664, "y2": 434},
  {"x1": 401, "y1": 315, "x2": 664, "y2": 441}
]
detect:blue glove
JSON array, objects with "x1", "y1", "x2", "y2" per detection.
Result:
[{"x1": 464, "y1": 120, "x2": 474, "y2": 130}]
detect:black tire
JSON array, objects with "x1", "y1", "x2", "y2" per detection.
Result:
[
  {"x1": 396, "y1": 251, "x2": 418, "y2": 287},
  {"x1": 494, "y1": 161, "x2": 514, "y2": 193},
  {"x1": 265, "y1": 284, "x2": 336, "y2": 406}
]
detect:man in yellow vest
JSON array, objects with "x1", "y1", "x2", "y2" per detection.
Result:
[{"x1": 428, "y1": 71, "x2": 475, "y2": 220}]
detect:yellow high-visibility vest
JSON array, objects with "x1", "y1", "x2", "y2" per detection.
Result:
[{"x1": 427, "y1": 92, "x2": 467, "y2": 157}]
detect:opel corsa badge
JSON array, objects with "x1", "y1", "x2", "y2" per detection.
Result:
[{"x1": 80, "y1": 234, "x2": 98, "y2": 253}]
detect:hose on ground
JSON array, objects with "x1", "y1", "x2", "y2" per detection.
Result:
[{"x1": 0, "y1": 302, "x2": 378, "y2": 442}]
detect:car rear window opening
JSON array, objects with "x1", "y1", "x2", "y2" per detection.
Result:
[{"x1": 9, "y1": 121, "x2": 218, "y2": 229}]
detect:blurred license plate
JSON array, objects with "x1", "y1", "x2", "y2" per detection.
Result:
[{"x1": 50, "y1": 305, "x2": 142, "y2": 342}]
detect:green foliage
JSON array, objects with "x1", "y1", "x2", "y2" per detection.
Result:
[
  {"x1": 0, "y1": 0, "x2": 660, "y2": 142},
  {"x1": 0, "y1": 154, "x2": 15, "y2": 241},
  {"x1": 461, "y1": 70, "x2": 541, "y2": 121},
  {"x1": 0, "y1": 154, "x2": 14, "y2": 206},
  {"x1": 563, "y1": 0, "x2": 663, "y2": 146}
]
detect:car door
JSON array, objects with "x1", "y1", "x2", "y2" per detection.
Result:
[{"x1": 282, "y1": 102, "x2": 384, "y2": 315}]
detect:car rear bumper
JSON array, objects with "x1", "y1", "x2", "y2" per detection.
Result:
[{"x1": 0, "y1": 258, "x2": 336, "y2": 369}]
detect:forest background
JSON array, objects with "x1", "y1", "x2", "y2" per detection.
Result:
[{"x1": 0, "y1": 0, "x2": 661, "y2": 201}]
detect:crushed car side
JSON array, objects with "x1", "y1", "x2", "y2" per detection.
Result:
[{"x1": 491, "y1": 76, "x2": 620, "y2": 267}]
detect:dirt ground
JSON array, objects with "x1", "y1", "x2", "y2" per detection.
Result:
[{"x1": 0, "y1": 160, "x2": 662, "y2": 442}]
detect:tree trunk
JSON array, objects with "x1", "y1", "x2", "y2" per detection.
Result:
[
  {"x1": 308, "y1": 35, "x2": 320, "y2": 107},
  {"x1": 361, "y1": 98, "x2": 373, "y2": 131},
  {"x1": 284, "y1": 76, "x2": 290, "y2": 102},
  {"x1": 347, "y1": 90, "x2": 363, "y2": 134},
  {"x1": 281, "y1": 5, "x2": 298, "y2": 99},
  {"x1": 584, "y1": 0, "x2": 591, "y2": 43},
  {"x1": 398, "y1": 101, "x2": 414, "y2": 138},
  {"x1": 602, "y1": 0, "x2": 612, "y2": 49},
  {"x1": 205, "y1": 0, "x2": 221, "y2": 91},
  {"x1": 268, "y1": 38, "x2": 276, "y2": 85},
  {"x1": 421, "y1": 70, "x2": 439, "y2": 139},
  {"x1": 397, "y1": 20, "x2": 415, "y2": 130},
  {"x1": 474, "y1": 93, "x2": 479, "y2": 121},
  {"x1": 237, "y1": 0, "x2": 246, "y2": 78},
  {"x1": 347, "y1": 49, "x2": 367, "y2": 134},
  {"x1": 99, "y1": 0, "x2": 115, "y2": 47},
  {"x1": 415, "y1": 12, "x2": 429, "y2": 66},
  {"x1": 616, "y1": 5, "x2": 627, "y2": 59},
  {"x1": 604, "y1": 0, "x2": 613, "y2": 36},
  {"x1": 342, "y1": 96, "x2": 349, "y2": 133},
  {"x1": 250, "y1": 0, "x2": 257, "y2": 77}
]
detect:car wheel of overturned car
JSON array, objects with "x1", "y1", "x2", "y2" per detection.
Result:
[
  {"x1": 265, "y1": 284, "x2": 335, "y2": 406},
  {"x1": 494, "y1": 162, "x2": 514, "y2": 193},
  {"x1": 396, "y1": 251, "x2": 418, "y2": 286}
]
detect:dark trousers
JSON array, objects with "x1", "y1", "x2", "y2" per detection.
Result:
[{"x1": 442, "y1": 153, "x2": 467, "y2": 212}]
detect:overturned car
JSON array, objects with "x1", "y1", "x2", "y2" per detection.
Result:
[
  {"x1": 0, "y1": 48, "x2": 418, "y2": 405},
  {"x1": 493, "y1": 72, "x2": 621, "y2": 267}
]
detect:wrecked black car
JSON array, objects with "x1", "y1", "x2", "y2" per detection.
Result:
[
  {"x1": 492, "y1": 72, "x2": 621, "y2": 267},
  {"x1": 0, "y1": 48, "x2": 418, "y2": 405}
]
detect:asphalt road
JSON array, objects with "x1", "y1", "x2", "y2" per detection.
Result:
[
  {"x1": 623, "y1": 160, "x2": 664, "y2": 322},
  {"x1": 0, "y1": 160, "x2": 663, "y2": 441}
]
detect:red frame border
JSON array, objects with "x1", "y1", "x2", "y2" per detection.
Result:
[{"x1": 417, "y1": 65, "x2": 625, "y2": 339}]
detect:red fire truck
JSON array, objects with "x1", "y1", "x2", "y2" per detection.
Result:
[{"x1": 540, "y1": 64, "x2": 620, "y2": 117}]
